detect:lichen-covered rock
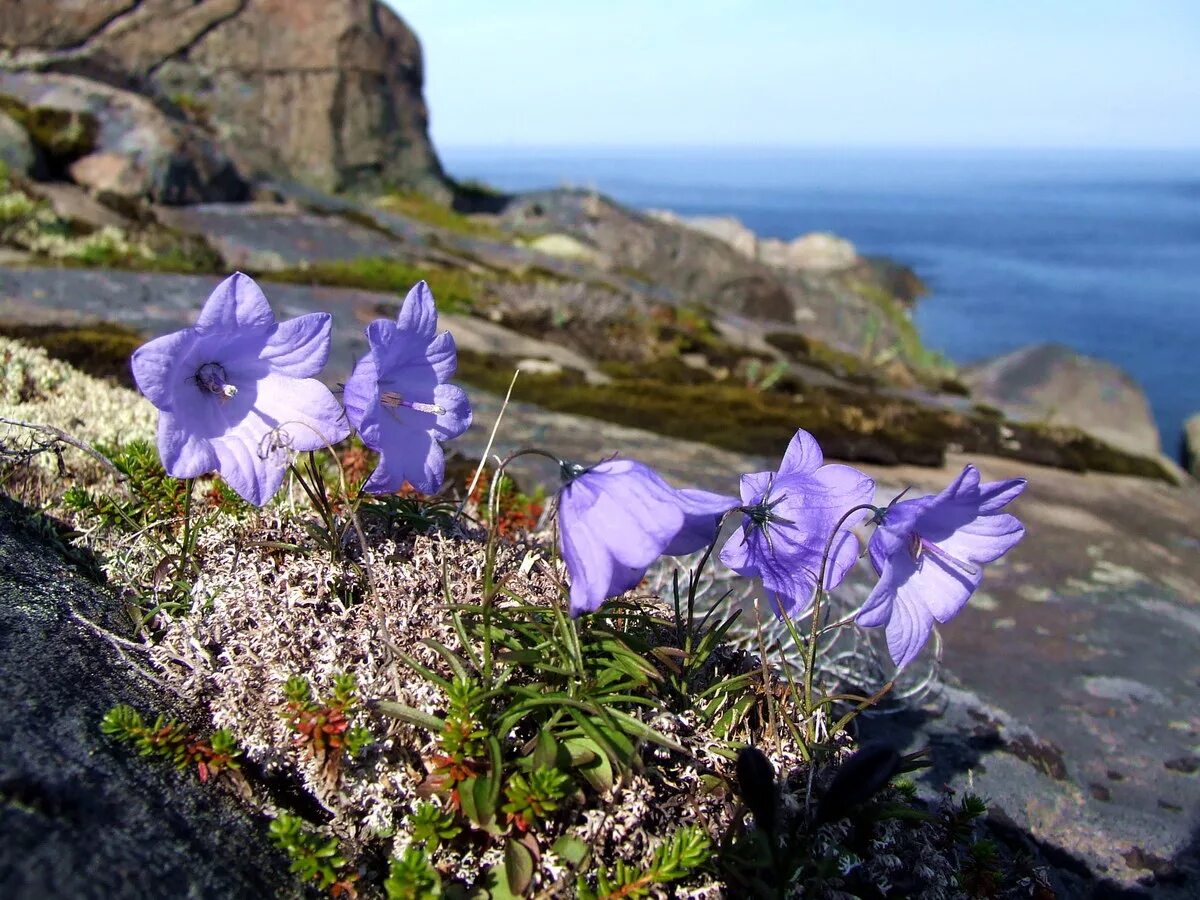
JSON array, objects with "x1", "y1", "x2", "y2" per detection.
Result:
[
  {"x1": 964, "y1": 342, "x2": 1161, "y2": 457},
  {"x1": 0, "y1": 500, "x2": 297, "y2": 898},
  {"x1": 0, "y1": 0, "x2": 448, "y2": 197},
  {"x1": 0, "y1": 110, "x2": 39, "y2": 177},
  {"x1": 0, "y1": 70, "x2": 248, "y2": 204}
]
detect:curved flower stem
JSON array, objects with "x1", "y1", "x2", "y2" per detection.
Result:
[{"x1": 803, "y1": 502, "x2": 881, "y2": 741}]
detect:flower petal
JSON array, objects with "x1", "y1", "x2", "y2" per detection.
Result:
[
  {"x1": 777, "y1": 428, "x2": 824, "y2": 477},
  {"x1": 426, "y1": 330, "x2": 458, "y2": 383},
  {"x1": 397, "y1": 281, "x2": 438, "y2": 344},
  {"x1": 342, "y1": 352, "x2": 379, "y2": 431},
  {"x1": 559, "y1": 486, "x2": 615, "y2": 616},
  {"x1": 156, "y1": 412, "x2": 217, "y2": 479},
  {"x1": 885, "y1": 584, "x2": 937, "y2": 670},
  {"x1": 195, "y1": 272, "x2": 275, "y2": 332},
  {"x1": 255, "y1": 373, "x2": 350, "y2": 451},
  {"x1": 364, "y1": 429, "x2": 443, "y2": 494},
  {"x1": 432, "y1": 383, "x2": 472, "y2": 439},
  {"x1": 976, "y1": 476, "x2": 1027, "y2": 513},
  {"x1": 211, "y1": 427, "x2": 288, "y2": 507},
  {"x1": 131, "y1": 329, "x2": 196, "y2": 411},
  {"x1": 663, "y1": 488, "x2": 738, "y2": 556},
  {"x1": 260, "y1": 312, "x2": 332, "y2": 378}
]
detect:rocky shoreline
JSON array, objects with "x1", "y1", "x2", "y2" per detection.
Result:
[{"x1": 2, "y1": 1, "x2": 1199, "y2": 896}]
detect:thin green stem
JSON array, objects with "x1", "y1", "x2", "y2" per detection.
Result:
[
  {"x1": 176, "y1": 477, "x2": 195, "y2": 585},
  {"x1": 802, "y1": 502, "x2": 880, "y2": 738}
]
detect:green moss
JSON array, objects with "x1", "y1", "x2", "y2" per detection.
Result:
[
  {"x1": 0, "y1": 321, "x2": 142, "y2": 388},
  {"x1": 262, "y1": 259, "x2": 480, "y2": 314},
  {"x1": 0, "y1": 95, "x2": 96, "y2": 159},
  {"x1": 458, "y1": 349, "x2": 1175, "y2": 480},
  {"x1": 372, "y1": 192, "x2": 502, "y2": 239},
  {"x1": 765, "y1": 331, "x2": 881, "y2": 386}
]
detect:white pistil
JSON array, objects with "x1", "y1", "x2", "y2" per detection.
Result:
[
  {"x1": 910, "y1": 533, "x2": 979, "y2": 576},
  {"x1": 380, "y1": 390, "x2": 445, "y2": 415}
]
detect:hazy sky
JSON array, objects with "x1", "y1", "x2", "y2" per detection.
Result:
[{"x1": 388, "y1": 1, "x2": 1200, "y2": 150}]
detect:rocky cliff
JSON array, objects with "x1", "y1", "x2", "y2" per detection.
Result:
[{"x1": 0, "y1": 0, "x2": 448, "y2": 196}]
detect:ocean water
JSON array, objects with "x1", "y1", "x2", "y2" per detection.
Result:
[{"x1": 442, "y1": 147, "x2": 1200, "y2": 453}]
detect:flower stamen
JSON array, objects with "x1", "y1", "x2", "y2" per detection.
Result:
[
  {"x1": 380, "y1": 390, "x2": 445, "y2": 416},
  {"x1": 909, "y1": 533, "x2": 980, "y2": 576},
  {"x1": 196, "y1": 362, "x2": 238, "y2": 400}
]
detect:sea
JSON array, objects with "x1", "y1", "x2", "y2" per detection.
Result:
[{"x1": 442, "y1": 147, "x2": 1200, "y2": 455}]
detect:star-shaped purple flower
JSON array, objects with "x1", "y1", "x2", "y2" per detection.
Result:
[
  {"x1": 342, "y1": 281, "x2": 472, "y2": 494},
  {"x1": 719, "y1": 429, "x2": 875, "y2": 617},
  {"x1": 557, "y1": 458, "x2": 736, "y2": 617},
  {"x1": 855, "y1": 465, "x2": 1026, "y2": 669},
  {"x1": 130, "y1": 273, "x2": 349, "y2": 506}
]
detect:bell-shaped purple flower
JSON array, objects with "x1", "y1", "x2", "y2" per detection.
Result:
[
  {"x1": 130, "y1": 272, "x2": 349, "y2": 506},
  {"x1": 342, "y1": 281, "x2": 472, "y2": 494},
  {"x1": 719, "y1": 429, "x2": 875, "y2": 617},
  {"x1": 557, "y1": 458, "x2": 736, "y2": 617},
  {"x1": 856, "y1": 465, "x2": 1026, "y2": 669}
]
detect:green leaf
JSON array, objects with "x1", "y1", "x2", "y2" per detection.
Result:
[
  {"x1": 551, "y1": 835, "x2": 590, "y2": 868},
  {"x1": 533, "y1": 730, "x2": 559, "y2": 770},
  {"x1": 503, "y1": 837, "x2": 535, "y2": 895},
  {"x1": 374, "y1": 701, "x2": 445, "y2": 735},
  {"x1": 564, "y1": 738, "x2": 614, "y2": 793}
]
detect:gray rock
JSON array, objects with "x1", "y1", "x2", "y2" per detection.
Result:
[
  {"x1": 1185, "y1": 413, "x2": 1200, "y2": 478},
  {"x1": 154, "y1": 202, "x2": 406, "y2": 271},
  {"x1": 0, "y1": 0, "x2": 449, "y2": 197},
  {"x1": 0, "y1": 110, "x2": 38, "y2": 177},
  {"x1": 0, "y1": 499, "x2": 297, "y2": 898},
  {"x1": 0, "y1": 70, "x2": 248, "y2": 204},
  {"x1": 965, "y1": 342, "x2": 1161, "y2": 457},
  {"x1": 24, "y1": 181, "x2": 132, "y2": 230}
]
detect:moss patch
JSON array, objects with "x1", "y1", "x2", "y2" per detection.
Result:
[
  {"x1": 458, "y1": 349, "x2": 1175, "y2": 480},
  {"x1": 262, "y1": 259, "x2": 481, "y2": 314},
  {"x1": 765, "y1": 330, "x2": 882, "y2": 386},
  {"x1": 372, "y1": 192, "x2": 502, "y2": 239},
  {"x1": 0, "y1": 321, "x2": 143, "y2": 388}
]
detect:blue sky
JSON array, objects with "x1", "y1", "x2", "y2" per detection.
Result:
[{"x1": 388, "y1": 1, "x2": 1199, "y2": 150}]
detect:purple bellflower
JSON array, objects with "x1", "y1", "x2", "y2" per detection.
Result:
[
  {"x1": 557, "y1": 457, "x2": 736, "y2": 617},
  {"x1": 719, "y1": 429, "x2": 875, "y2": 617},
  {"x1": 856, "y1": 465, "x2": 1026, "y2": 669},
  {"x1": 131, "y1": 272, "x2": 349, "y2": 506},
  {"x1": 342, "y1": 281, "x2": 471, "y2": 494}
]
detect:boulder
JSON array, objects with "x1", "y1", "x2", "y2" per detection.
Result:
[
  {"x1": 0, "y1": 70, "x2": 248, "y2": 204},
  {"x1": 1185, "y1": 413, "x2": 1200, "y2": 478},
  {"x1": 0, "y1": 110, "x2": 39, "y2": 177},
  {"x1": 965, "y1": 342, "x2": 1161, "y2": 458},
  {"x1": 0, "y1": 500, "x2": 297, "y2": 898},
  {"x1": 0, "y1": 0, "x2": 449, "y2": 197},
  {"x1": 760, "y1": 231, "x2": 858, "y2": 273}
]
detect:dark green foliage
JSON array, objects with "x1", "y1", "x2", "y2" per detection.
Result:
[
  {"x1": 268, "y1": 814, "x2": 357, "y2": 896},
  {"x1": 100, "y1": 703, "x2": 240, "y2": 783},
  {"x1": 410, "y1": 801, "x2": 461, "y2": 851},
  {"x1": 62, "y1": 439, "x2": 187, "y2": 531},
  {"x1": 577, "y1": 826, "x2": 711, "y2": 899},
  {"x1": 501, "y1": 766, "x2": 572, "y2": 831},
  {"x1": 385, "y1": 846, "x2": 443, "y2": 899},
  {"x1": 814, "y1": 742, "x2": 902, "y2": 824},
  {"x1": 281, "y1": 673, "x2": 373, "y2": 761}
]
